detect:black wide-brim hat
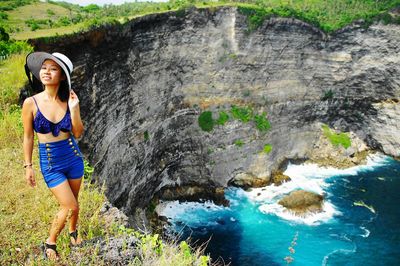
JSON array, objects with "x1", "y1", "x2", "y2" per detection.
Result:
[{"x1": 26, "y1": 52, "x2": 73, "y2": 90}]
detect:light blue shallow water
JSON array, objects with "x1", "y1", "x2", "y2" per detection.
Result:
[{"x1": 159, "y1": 155, "x2": 400, "y2": 265}]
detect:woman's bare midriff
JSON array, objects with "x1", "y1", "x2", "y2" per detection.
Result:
[{"x1": 37, "y1": 131, "x2": 71, "y2": 144}]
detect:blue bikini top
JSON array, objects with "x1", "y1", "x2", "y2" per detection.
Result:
[{"x1": 32, "y1": 97, "x2": 72, "y2": 136}]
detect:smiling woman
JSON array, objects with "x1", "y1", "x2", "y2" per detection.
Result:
[{"x1": 22, "y1": 51, "x2": 85, "y2": 261}]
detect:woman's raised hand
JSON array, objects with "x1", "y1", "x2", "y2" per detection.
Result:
[{"x1": 68, "y1": 90, "x2": 80, "y2": 110}]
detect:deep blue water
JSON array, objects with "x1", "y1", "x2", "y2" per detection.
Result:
[{"x1": 159, "y1": 155, "x2": 400, "y2": 265}]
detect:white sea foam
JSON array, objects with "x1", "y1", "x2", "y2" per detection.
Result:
[
  {"x1": 258, "y1": 201, "x2": 339, "y2": 225},
  {"x1": 359, "y1": 226, "x2": 370, "y2": 238},
  {"x1": 157, "y1": 154, "x2": 390, "y2": 226},
  {"x1": 244, "y1": 154, "x2": 389, "y2": 225},
  {"x1": 156, "y1": 200, "x2": 228, "y2": 227}
]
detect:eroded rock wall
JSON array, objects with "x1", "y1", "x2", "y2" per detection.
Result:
[{"x1": 30, "y1": 7, "x2": 400, "y2": 220}]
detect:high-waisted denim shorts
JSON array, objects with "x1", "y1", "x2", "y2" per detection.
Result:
[{"x1": 39, "y1": 137, "x2": 84, "y2": 188}]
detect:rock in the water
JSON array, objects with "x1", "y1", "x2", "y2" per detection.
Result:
[
  {"x1": 271, "y1": 171, "x2": 291, "y2": 186},
  {"x1": 229, "y1": 172, "x2": 269, "y2": 190},
  {"x1": 158, "y1": 185, "x2": 229, "y2": 206},
  {"x1": 278, "y1": 190, "x2": 324, "y2": 216}
]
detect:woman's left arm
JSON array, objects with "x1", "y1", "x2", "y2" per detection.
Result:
[{"x1": 69, "y1": 90, "x2": 84, "y2": 138}]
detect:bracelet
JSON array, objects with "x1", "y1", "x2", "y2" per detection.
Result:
[{"x1": 24, "y1": 163, "x2": 32, "y2": 168}]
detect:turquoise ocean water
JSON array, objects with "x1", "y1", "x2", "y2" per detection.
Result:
[{"x1": 158, "y1": 155, "x2": 400, "y2": 265}]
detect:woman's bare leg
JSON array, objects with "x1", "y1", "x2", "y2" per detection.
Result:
[
  {"x1": 45, "y1": 180, "x2": 78, "y2": 259},
  {"x1": 67, "y1": 177, "x2": 83, "y2": 245}
]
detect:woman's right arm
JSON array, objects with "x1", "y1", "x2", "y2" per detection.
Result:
[{"x1": 22, "y1": 97, "x2": 36, "y2": 187}]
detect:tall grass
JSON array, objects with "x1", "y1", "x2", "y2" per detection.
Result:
[
  {"x1": 0, "y1": 52, "x2": 30, "y2": 107},
  {"x1": 0, "y1": 53, "x2": 30, "y2": 148}
]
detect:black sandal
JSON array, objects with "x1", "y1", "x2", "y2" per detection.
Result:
[
  {"x1": 42, "y1": 242, "x2": 58, "y2": 260},
  {"x1": 70, "y1": 230, "x2": 80, "y2": 245}
]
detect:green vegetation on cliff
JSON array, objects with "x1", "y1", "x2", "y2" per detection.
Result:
[
  {"x1": 0, "y1": 0, "x2": 399, "y2": 41},
  {"x1": 254, "y1": 112, "x2": 271, "y2": 132},
  {"x1": 322, "y1": 124, "x2": 351, "y2": 149},
  {"x1": 199, "y1": 105, "x2": 271, "y2": 133},
  {"x1": 238, "y1": 0, "x2": 400, "y2": 32},
  {"x1": 215, "y1": 110, "x2": 229, "y2": 125},
  {"x1": 263, "y1": 144, "x2": 273, "y2": 154},
  {"x1": 231, "y1": 105, "x2": 253, "y2": 123},
  {"x1": 234, "y1": 139, "x2": 244, "y2": 147},
  {"x1": 198, "y1": 111, "x2": 214, "y2": 132}
]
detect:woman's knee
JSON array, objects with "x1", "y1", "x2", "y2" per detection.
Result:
[{"x1": 61, "y1": 201, "x2": 79, "y2": 213}]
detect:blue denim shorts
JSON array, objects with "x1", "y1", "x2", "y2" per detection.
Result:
[{"x1": 39, "y1": 137, "x2": 84, "y2": 188}]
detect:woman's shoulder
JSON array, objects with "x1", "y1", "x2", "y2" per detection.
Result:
[
  {"x1": 23, "y1": 96, "x2": 34, "y2": 106},
  {"x1": 23, "y1": 93, "x2": 42, "y2": 109}
]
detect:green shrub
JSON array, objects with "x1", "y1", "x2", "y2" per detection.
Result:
[
  {"x1": 238, "y1": 6, "x2": 272, "y2": 31},
  {"x1": 82, "y1": 4, "x2": 101, "y2": 13},
  {"x1": 263, "y1": 144, "x2": 272, "y2": 154},
  {"x1": 30, "y1": 23, "x2": 39, "y2": 31},
  {"x1": 215, "y1": 111, "x2": 229, "y2": 125},
  {"x1": 253, "y1": 112, "x2": 271, "y2": 132},
  {"x1": 46, "y1": 8, "x2": 56, "y2": 16},
  {"x1": 231, "y1": 105, "x2": 253, "y2": 123},
  {"x1": 321, "y1": 89, "x2": 334, "y2": 101},
  {"x1": 234, "y1": 139, "x2": 244, "y2": 147},
  {"x1": 83, "y1": 17, "x2": 120, "y2": 30},
  {"x1": 0, "y1": 26, "x2": 9, "y2": 41},
  {"x1": 322, "y1": 124, "x2": 351, "y2": 149},
  {"x1": 144, "y1": 130, "x2": 149, "y2": 141},
  {"x1": 0, "y1": 11, "x2": 8, "y2": 20},
  {"x1": 0, "y1": 40, "x2": 32, "y2": 57},
  {"x1": 198, "y1": 111, "x2": 214, "y2": 132},
  {"x1": 83, "y1": 160, "x2": 94, "y2": 180},
  {"x1": 25, "y1": 18, "x2": 51, "y2": 27},
  {"x1": 56, "y1": 16, "x2": 72, "y2": 26}
]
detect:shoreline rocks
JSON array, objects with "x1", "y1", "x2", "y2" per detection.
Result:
[{"x1": 278, "y1": 190, "x2": 324, "y2": 217}]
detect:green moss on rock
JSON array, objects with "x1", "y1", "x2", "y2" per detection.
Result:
[{"x1": 198, "y1": 111, "x2": 214, "y2": 132}]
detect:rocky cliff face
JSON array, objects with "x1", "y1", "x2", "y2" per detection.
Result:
[{"x1": 30, "y1": 7, "x2": 400, "y2": 223}]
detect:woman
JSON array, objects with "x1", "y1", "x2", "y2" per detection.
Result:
[{"x1": 22, "y1": 52, "x2": 84, "y2": 260}]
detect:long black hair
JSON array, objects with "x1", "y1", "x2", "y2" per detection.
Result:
[{"x1": 58, "y1": 72, "x2": 70, "y2": 102}]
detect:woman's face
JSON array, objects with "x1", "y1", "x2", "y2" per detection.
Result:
[{"x1": 39, "y1": 59, "x2": 65, "y2": 87}]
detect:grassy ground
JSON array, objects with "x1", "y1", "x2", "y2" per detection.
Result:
[
  {"x1": 6, "y1": 2, "x2": 74, "y2": 32},
  {"x1": 0, "y1": 53, "x2": 210, "y2": 265},
  {"x1": 5, "y1": 1, "x2": 85, "y2": 40},
  {"x1": 11, "y1": 22, "x2": 86, "y2": 40}
]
